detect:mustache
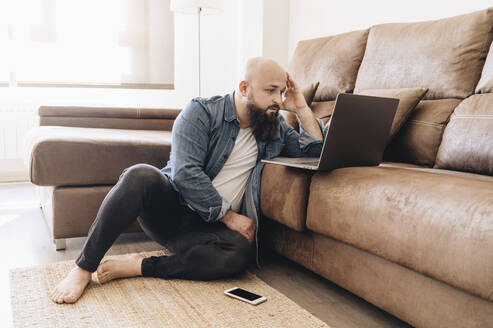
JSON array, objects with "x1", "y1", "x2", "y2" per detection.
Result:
[{"x1": 267, "y1": 105, "x2": 280, "y2": 111}]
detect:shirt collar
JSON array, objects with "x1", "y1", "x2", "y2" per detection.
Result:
[{"x1": 224, "y1": 91, "x2": 239, "y2": 123}]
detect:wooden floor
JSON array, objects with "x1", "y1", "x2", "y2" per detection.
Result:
[{"x1": 0, "y1": 182, "x2": 411, "y2": 328}]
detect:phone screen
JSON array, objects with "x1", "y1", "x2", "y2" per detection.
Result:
[{"x1": 228, "y1": 288, "x2": 262, "y2": 301}]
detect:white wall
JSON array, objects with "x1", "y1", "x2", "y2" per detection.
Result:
[
  {"x1": 3, "y1": 1, "x2": 491, "y2": 109},
  {"x1": 203, "y1": 0, "x2": 493, "y2": 97},
  {"x1": 263, "y1": 0, "x2": 289, "y2": 70},
  {"x1": 0, "y1": 0, "x2": 290, "y2": 109},
  {"x1": 200, "y1": 0, "x2": 242, "y2": 97},
  {"x1": 197, "y1": 0, "x2": 290, "y2": 97},
  {"x1": 0, "y1": 12, "x2": 198, "y2": 109},
  {"x1": 288, "y1": 0, "x2": 493, "y2": 63},
  {"x1": 237, "y1": 0, "x2": 264, "y2": 83},
  {"x1": 201, "y1": 0, "x2": 290, "y2": 97},
  {"x1": 148, "y1": 0, "x2": 175, "y2": 84}
]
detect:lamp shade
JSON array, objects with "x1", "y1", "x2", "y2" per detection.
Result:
[{"x1": 170, "y1": 0, "x2": 222, "y2": 14}]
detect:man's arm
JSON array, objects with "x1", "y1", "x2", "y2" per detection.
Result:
[
  {"x1": 279, "y1": 72, "x2": 327, "y2": 157},
  {"x1": 295, "y1": 106, "x2": 323, "y2": 141},
  {"x1": 279, "y1": 114, "x2": 327, "y2": 158},
  {"x1": 170, "y1": 100, "x2": 231, "y2": 223}
]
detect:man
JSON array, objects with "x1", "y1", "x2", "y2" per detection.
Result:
[{"x1": 49, "y1": 57, "x2": 327, "y2": 304}]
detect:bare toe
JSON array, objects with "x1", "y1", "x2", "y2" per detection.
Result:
[
  {"x1": 55, "y1": 293, "x2": 64, "y2": 303},
  {"x1": 51, "y1": 290, "x2": 61, "y2": 303},
  {"x1": 97, "y1": 263, "x2": 108, "y2": 283},
  {"x1": 97, "y1": 262, "x2": 106, "y2": 273},
  {"x1": 100, "y1": 272, "x2": 111, "y2": 284},
  {"x1": 50, "y1": 266, "x2": 92, "y2": 304},
  {"x1": 64, "y1": 294, "x2": 77, "y2": 303}
]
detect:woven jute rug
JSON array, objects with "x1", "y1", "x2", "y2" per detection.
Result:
[{"x1": 10, "y1": 249, "x2": 329, "y2": 327}]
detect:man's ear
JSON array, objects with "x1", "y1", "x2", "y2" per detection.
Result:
[{"x1": 239, "y1": 80, "x2": 248, "y2": 96}]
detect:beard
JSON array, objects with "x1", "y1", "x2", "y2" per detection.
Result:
[{"x1": 246, "y1": 96, "x2": 280, "y2": 141}]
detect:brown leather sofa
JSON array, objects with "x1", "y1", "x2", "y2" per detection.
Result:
[
  {"x1": 261, "y1": 7, "x2": 493, "y2": 328},
  {"x1": 25, "y1": 107, "x2": 180, "y2": 249},
  {"x1": 25, "y1": 7, "x2": 493, "y2": 328}
]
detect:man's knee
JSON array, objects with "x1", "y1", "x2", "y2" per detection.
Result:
[{"x1": 120, "y1": 164, "x2": 166, "y2": 188}]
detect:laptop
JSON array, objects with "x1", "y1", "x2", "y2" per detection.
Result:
[{"x1": 261, "y1": 93, "x2": 399, "y2": 171}]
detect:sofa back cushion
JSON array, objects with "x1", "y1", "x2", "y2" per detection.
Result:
[
  {"x1": 38, "y1": 106, "x2": 180, "y2": 131},
  {"x1": 435, "y1": 94, "x2": 493, "y2": 175},
  {"x1": 311, "y1": 101, "x2": 335, "y2": 125},
  {"x1": 384, "y1": 99, "x2": 461, "y2": 167},
  {"x1": 354, "y1": 8, "x2": 493, "y2": 100},
  {"x1": 289, "y1": 29, "x2": 369, "y2": 102},
  {"x1": 476, "y1": 41, "x2": 493, "y2": 93}
]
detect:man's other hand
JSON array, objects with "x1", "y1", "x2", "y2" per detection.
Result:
[{"x1": 219, "y1": 210, "x2": 255, "y2": 243}]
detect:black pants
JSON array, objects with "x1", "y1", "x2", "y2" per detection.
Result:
[{"x1": 75, "y1": 163, "x2": 253, "y2": 280}]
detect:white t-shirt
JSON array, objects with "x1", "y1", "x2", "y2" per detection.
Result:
[{"x1": 212, "y1": 127, "x2": 258, "y2": 212}]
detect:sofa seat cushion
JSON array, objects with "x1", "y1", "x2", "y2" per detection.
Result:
[
  {"x1": 260, "y1": 163, "x2": 313, "y2": 231},
  {"x1": 260, "y1": 161, "x2": 421, "y2": 232},
  {"x1": 26, "y1": 126, "x2": 172, "y2": 186},
  {"x1": 306, "y1": 165, "x2": 493, "y2": 301}
]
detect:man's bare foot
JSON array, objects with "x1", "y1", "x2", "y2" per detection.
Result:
[
  {"x1": 48, "y1": 266, "x2": 92, "y2": 304},
  {"x1": 96, "y1": 253, "x2": 144, "y2": 284}
]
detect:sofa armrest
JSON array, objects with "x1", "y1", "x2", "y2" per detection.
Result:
[{"x1": 37, "y1": 106, "x2": 181, "y2": 131}]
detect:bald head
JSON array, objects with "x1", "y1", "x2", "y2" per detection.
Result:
[
  {"x1": 239, "y1": 57, "x2": 286, "y2": 87},
  {"x1": 234, "y1": 57, "x2": 286, "y2": 139}
]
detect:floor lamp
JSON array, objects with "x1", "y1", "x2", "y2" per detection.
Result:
[{"x1": 170, "y1": 0, "x2": 222, "y2": 97}]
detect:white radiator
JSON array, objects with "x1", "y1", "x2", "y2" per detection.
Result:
[{"x1": 0, "y1": 102, "x2": 38, "y2": 182}]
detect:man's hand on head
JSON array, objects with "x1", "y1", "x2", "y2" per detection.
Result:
[
  {"x1": 219, "y1": 210, "x2": 255, "y2": 243},
  {"x1": 281, "y1": 72, "x2": 310, "y2": 115},
  {"x1": 282, "y1": 72, "x2": 323, "y2": 140}
]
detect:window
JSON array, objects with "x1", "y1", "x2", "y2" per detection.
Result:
[{"x1": 0, "y1": 0, "x2": 174, "y2": 89}]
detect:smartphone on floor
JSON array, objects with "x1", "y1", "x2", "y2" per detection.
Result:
[{"x1": 224, "y1": 287, "x2": 267, "y2": 305}]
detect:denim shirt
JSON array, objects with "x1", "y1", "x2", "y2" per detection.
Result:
[{"x1": 161, "y1": 91, "x2": 328, "y2": 267}]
